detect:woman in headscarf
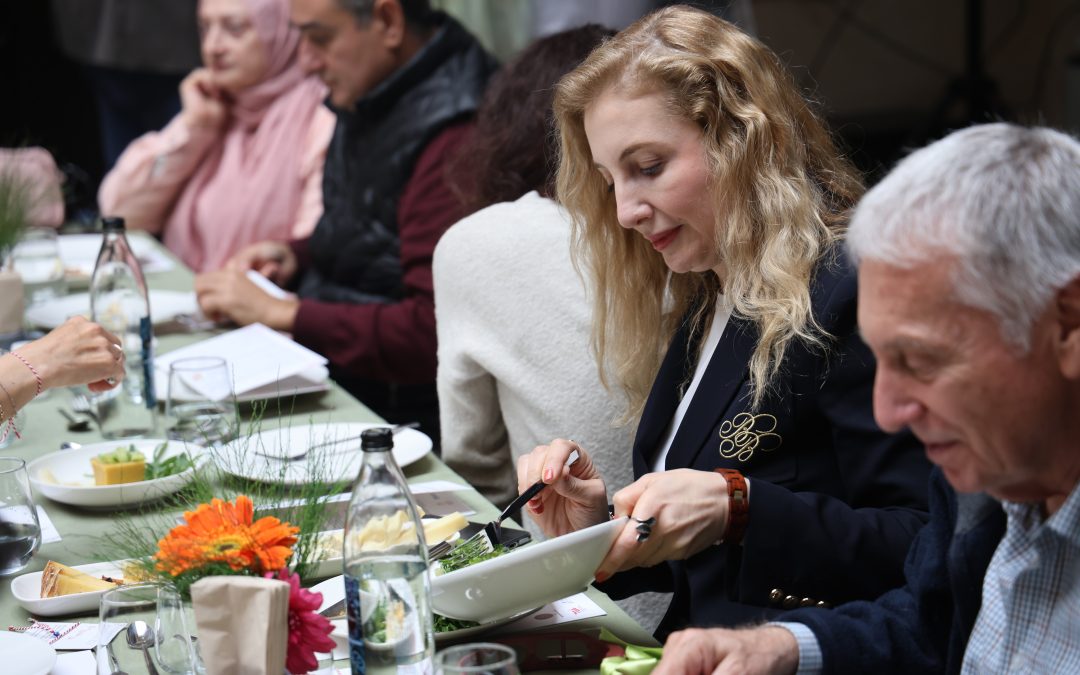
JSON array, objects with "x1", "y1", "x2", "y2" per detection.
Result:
[{"x1": 98, "y1": 0, "x2": 334, "y2": 272}]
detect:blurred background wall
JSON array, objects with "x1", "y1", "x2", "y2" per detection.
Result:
[{"x1": 2, "y1": 0, "x2": 1076, "y2": 217}]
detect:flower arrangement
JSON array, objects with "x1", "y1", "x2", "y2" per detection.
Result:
[{"x1": 139, "y1": 494, "x2": 335, "y2": 673}]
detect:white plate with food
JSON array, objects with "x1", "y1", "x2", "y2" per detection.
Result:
[
  {"x1": 0, "y1": 631, "x2": 56, "y2": 674},
  {"x1": 212, "y1": 423, "x2": 432, "y2": 486},
  {"x1": 309, "y1": 513, "x2": 467, "y2": 580},
  {"x1": 27, "y1": 439, "x2": 208, "y2": 508},
  {"x1": 10, "y1": 559, "x2": 129, "y2": 617},
  {"x1": 429, "y1": 518, "x2": 626, "y2": 624},
  {"x1": 24, "y1": 289, "x2": 198, "y2": 329}
]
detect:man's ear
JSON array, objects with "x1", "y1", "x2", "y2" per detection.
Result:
[
  {"x1": 1056, "y1": 275, "x2": 1080, "y2": 378},
  {"x1": 371, "y1": 0, "x2": 406, "y2": 49}
]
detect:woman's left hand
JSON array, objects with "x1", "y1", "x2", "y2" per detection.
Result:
[
  {"x1": 595, "y1": 469, "x2": 730, "y2": 582},
  {"x1": 194, "y1": 269, "x2": 299, "y2": 330}
]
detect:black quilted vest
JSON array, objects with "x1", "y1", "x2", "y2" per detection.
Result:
[{"x1": 298, "y1": 14, "x2": 495, "y2": 304}]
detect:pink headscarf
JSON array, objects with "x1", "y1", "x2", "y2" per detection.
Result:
[{"x1": 165, "y1": 0, "x2": 328, "y2": 272}]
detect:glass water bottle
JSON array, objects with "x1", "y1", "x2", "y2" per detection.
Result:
[
  {"x1": 343, "y1": 428, "x2": 434, "y2": 675},
  {"x1": 89, "y1": 216, "x2": 157, "y2": 439}
]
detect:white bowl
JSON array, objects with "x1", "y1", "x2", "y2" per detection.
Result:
[
  {"x1": 429, "y1": 517, "x2": 625, "y2": 623},
  {"x1": 27, "y1": 439, "x2": 207, "y2": 508}
]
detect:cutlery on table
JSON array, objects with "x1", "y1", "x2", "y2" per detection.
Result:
[
  {"x1": 253, "y1": 422, "x2": 421, "y2": 462},
  {"x1": 69, "y1": 391, "x2": 102, "y2": 429},
  {"x1": 58, "y1": 407, "x2": 92, "y2": 433},
  {"x1": 126, "y1": 620, "x2": 160, "y2": 675},
  {"x1": 441, "y1": 450, "x2": 580, "y2": 568}
]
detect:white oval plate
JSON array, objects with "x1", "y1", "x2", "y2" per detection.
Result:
[
  {"x1": 429, "y1": 518, "x2": 626, "y2": 624},
  {"x1": 27, "y1": 439, "x2": 208, "y2": 508},
  {"x1": 9, "y1": 559, "x2": 127, "y2": 618},
  {"x1": 0, "y1": 631, "x2": 57, "y2": 674},
  {"x1": 25, "y1": 289, "x2": 198, "y2": 329},
  {"x1": 212, "y1": 423, "x2": 431, "y2": 486}
]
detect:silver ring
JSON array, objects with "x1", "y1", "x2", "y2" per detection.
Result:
[{"x1": 632, "y1": 516, "x2": 655, "y2": 542}]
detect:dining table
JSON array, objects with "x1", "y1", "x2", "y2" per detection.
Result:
[{"x1": 0, "y1": 231, "x2": 659, "y2": 672}]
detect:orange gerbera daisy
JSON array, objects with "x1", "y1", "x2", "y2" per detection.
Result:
[{"x1": 155, "y1": 495, "x2": 299, "y2": 577}]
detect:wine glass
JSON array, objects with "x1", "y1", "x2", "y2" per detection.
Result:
[
  {"x1": 435, "y1": 643, "x2": 520, "y2": 675},
  {"x1": 0, "y1": 457, "x2": 40, "y2": 575},
  {"x1": 165, "y1": 356, "x2": 237, "y2": 446}
]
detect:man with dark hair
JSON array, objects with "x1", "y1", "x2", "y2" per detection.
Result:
[{"x1": 195, "y1": 0, "x2": 496, "y2": 440}]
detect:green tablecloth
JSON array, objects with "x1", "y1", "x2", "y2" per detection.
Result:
[{"x1": 0, "y1": 233, "x2": 658, "y2": 669}]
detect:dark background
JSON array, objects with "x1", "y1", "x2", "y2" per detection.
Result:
[{"x1": 3, "y1": 0, "x2": 1078, "y2": 209}]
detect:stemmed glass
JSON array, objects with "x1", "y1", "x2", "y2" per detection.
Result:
[
  {"x1": 435, "y1": 643, "x2": 520, "y2": 675},
  {"x1": 0, "y1": 457, "x2": 40, "y2": 575},
  {"x1": 165, "y1": 356, "x2": 237, "y2": 446}
]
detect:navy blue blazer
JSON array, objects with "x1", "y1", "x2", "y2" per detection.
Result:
[
  {"x1": 782, "y1": 469, "x2": 1004, "y2": 674},
  {"x1": 601, "y1": 251, "x2": 933, "y2": 634}
]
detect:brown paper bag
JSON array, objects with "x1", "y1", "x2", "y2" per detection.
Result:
[{"x1": 191, "y1": 576, "x2": 290, "y2": 675}]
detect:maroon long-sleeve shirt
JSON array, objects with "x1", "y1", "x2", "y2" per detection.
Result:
[{"x1": 289, "y1": 121, "x2": 472, "y2": 385}]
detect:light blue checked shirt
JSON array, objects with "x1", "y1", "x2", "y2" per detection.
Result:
[
  {"x1": 775, "y1": 480, "x2": 1080, "y2": 674},
  {"x1": 961, "y1": 482, "x2": 1080, "y2": 674}
]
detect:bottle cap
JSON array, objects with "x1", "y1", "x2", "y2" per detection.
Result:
[
  {"x1": 360, "y1": 427, "x2": 394, "y2": 451},
  {"x1": 101, "y1": 216, "x2": 126, "y2": 232}
]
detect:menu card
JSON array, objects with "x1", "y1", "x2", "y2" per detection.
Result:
[{"x1": 156, "y1": 323, "x2": 328, "y2": 399}]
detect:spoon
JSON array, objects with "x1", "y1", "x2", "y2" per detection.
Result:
[
  {"x1": 59, "y1": 441, "x2": 82, "y2": 451},
  {"x1": 58, "y1": 408, "x2": 92, "y2": 433},
  {"x1": 126, "y1": 620, "x2": 160, "y2": 675}
]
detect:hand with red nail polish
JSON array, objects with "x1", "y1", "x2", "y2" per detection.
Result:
[{"x1": 516, "y1": 438, "x2": 609, "y2": 537}]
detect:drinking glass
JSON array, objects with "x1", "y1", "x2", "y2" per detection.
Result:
[
  {"x1": 155, "y1": 585, "x2": 204, "y2": 675},
  {"x1": 0, "y1": 457, "x2": 40, "y2": 575},
  {"x1": 165, "y1": 357, "x2": 237, "y2": 446},
  {"x1": 435, "y1": 643, "x2": 520, "y2": 675},
  {"x1": 10, "y1": 227, "x2": 66, "y2": 307},
  {"x1": 98, "y1": 583, "x2": 160, "y2": 675}
]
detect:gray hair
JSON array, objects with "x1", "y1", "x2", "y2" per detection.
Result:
[{"x1": 848, "y1": 123, "x2": 1080, "y2": 351}]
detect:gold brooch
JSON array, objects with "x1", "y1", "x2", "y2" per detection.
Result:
[{"x1": 718, "y1": 412, "x2": 782, "y2": 462}]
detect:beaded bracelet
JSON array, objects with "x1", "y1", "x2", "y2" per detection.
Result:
[{"x1": 9, "y1": 351, "x2": 43, "y2": 397}]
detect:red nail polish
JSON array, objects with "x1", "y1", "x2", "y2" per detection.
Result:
[{"x1": 595, "y1": 571, "x2": 609, "y2": 583}]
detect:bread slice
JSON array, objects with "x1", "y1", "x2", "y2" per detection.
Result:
[{"x1": 40, "y1": 561, "x2": 120, "y2": 598}]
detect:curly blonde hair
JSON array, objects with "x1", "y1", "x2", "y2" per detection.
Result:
[{"x1": 553, "y1": 5, "x2": 864, "y2": 418}]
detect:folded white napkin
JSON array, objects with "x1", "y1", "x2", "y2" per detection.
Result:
[{"x1": 191, "y1": 576, "x2": 289, "y2": 675}]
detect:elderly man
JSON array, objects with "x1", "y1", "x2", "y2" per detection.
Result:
[
  {"x1": 653, "y1": 123, "x2": 1080, "y2": 674},
  {"x1": 195, "y1": 0, "x2": 495, "y2": 439}
]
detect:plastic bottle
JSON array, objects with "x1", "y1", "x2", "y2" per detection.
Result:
[
  {"x1": 89, "y1": 216, "x2": 157, "y2": 439},
  {"x1": 343, "y1": 428, "x2": 435, "y2": 675}
]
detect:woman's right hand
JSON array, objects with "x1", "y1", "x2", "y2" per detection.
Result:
[
  {"x1": 224, "y1": 241, "x2": 297, "y2": 286},
  {"x1": 180, "y1": 68, "x2": 228, "y2": 131},
  {"x1": 517, "y1": 439, "x2": 609, "y2": 537},
  {"x1": 18, "y1": 317, "x2": 124, "y2": 393}
]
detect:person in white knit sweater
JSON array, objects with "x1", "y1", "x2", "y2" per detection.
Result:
[{"x1": 433, "y1": 25, "x2": 670, "y2": 632}]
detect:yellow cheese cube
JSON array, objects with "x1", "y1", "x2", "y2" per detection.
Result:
[{"x1": 91, "y1": 456, "x2": 146, "y2": 485}]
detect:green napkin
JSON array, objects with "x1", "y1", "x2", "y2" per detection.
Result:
[{"x1": 599, "y1": 627, "x2": 664, "y2": 675}]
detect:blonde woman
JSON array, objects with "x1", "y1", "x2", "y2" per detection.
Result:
[{"x1": 518, "y1": 5, "x2": 932, "y2": 634}]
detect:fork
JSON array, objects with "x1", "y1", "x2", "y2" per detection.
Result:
[
  {"x1": 253, "y1": 422, "x2": 421, "y2": 462},
  {"x1": 69, "y1": 390, "x2": 102, "y2": 429},
  {"x1": 441, "y1": 450, "x2": 580, "y2": 569}
]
